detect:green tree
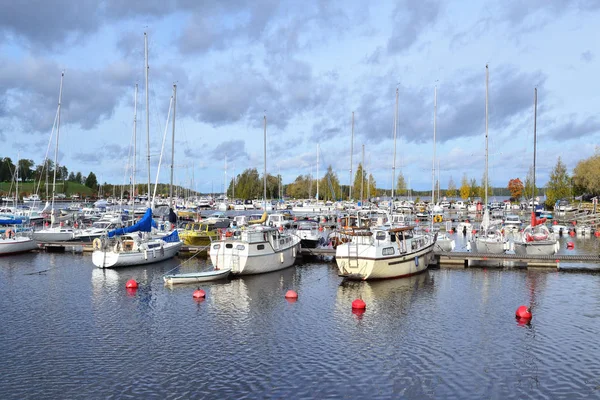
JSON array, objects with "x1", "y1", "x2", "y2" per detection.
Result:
[
  {"x1": 545, "y1": 157, "x2": 571, "y2": 208},
  {"x1": 478, "y1": 173, "x2": 493, "y2": 199},
  {"x1": 469, "y1": 178, "x2": 479, "y2": 199},
  {"x1": 572, "y1": 149, "x2": 600, "y2": 196},
  {"x1": 396, "y1": 171, "x2": 407, "y2": 197},
  {"x1": 367, "y1": 173, "x2": 377, "y2": 199},
  {"x1": 446, "y1": 176, "x2": 457, "y2": 198},
  {"x1": 322, "y1": 165, "x2": 341, "y2": 201},
  {"x1": 85, "y1": 172, "x2": 98, "y2": 189},
  {"x1": 352, "y1": 163, "x2": 367, "y2": 201},
  {"x1": 17, "y1": 159, "x2": 35, "y2": 181},
  {"x1": 286, "y1": 174, "x2": 311, "y2": 199},
  {"x1": 0, "y1": 157, "x2": 15, "y2": 182},
  {"x1": 75, "y1": 172, "x2": 83, "y2": 184},
  {"x1": 231, "y1": 168, "x2": 261, "y2": 199},
  {"x1": 524, "y1": 166, "x2": 534, "y2": 201},
  {"x1": 459, "y1": 174, "x2": 470, "y2": 200}
]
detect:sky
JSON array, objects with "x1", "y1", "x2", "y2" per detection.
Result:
[{"x1": 1, "y1": 0, "x2": 599, "y2": 194}]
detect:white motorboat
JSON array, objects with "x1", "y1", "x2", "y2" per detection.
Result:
[
  {"x1": 336, "y1": 226, "x2": 435, "y2": 280},
  {"x1": 503, "y1": 214, "x2": 522, "y2": 233},
  {"x1": 209, "y1": 225, "x2": 300, "y2": 275},
  {"x1": 163, "y1": 268, "x2": 231, "y2": 285},
  {"x1": 434, "y1": 232, "x2": 455, "y2": 252},
  {"x1": 74, "y1": 220, "x2": 123, "y2": 242},
  {"x1": 23, "y1": 194, "x2": 41, "y2": 203},
  {"x1": 292, "y1": 219, "x2": 327, "y2": 248}
]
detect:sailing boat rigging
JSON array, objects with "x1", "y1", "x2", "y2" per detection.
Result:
[
  {"x1": 514, "y1": 88, "x2": 559, "y2": 255},
  {"x1": 469, "y1": 65, "x2": 508, "y2": 254}
]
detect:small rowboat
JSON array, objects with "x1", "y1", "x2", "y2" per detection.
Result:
[{"x1": 163, "y1": 268, "x2": 231, "y2": 285}]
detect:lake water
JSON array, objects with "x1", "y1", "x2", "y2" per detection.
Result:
[{"x1": 1, "y1": 235, "x2": 600, "y2": 399}]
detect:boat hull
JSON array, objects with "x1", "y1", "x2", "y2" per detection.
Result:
[
  {"x1": 514, "y1": 241, "x2": 559, "y2": 256},
  {"x1": 92, "y1": 241, "x2": 182, "y2": 268},
  {"x1": 336, "y1": 243, "x2": 435, "y2": 280},
  {"x1": 163, "y1": 269, "x2": 231, "y2": 284},
  {"x1": 0, "y1": 237, "x2": 38, "y2": 255},
  {"x1": 471, "y1": 238, "x2": 506, "y2": 254},
  {"x1": 210, "y1": 240, "x2": 300, "y2": 275},
  {"x1": 32, "y1": 230, "x2": 75, "y2": 242}
]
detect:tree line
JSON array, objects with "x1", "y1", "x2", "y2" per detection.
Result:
[{"x1": 0, "y1": 157, "x2": 98, "y2": 190}]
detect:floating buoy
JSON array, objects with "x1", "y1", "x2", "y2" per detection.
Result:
[
  {"x1": 569, "y1": 230, "x2": 576, "y2": 237},
  {"x1": 572, "y1": 221, "x2": 577, "y2": 226},
  {"x1": 285, "y1": 290, "x2": 298, "y2": 299},
  {"x1": 552, "y1": 220, "x2": 558, "y2": 225},
  {"x1": 415, "y1": 219, "x2": 420, "y2": 223},
  {"x1": 352, "y1": 298, "x2": 366, "y2": 310},
  {"x1": 471, "y1": 229, "x2": 477, "y2": 235},
  {"x1": 516, "y1": 305, "x2": 532, "y2": 320},
  {"x1": 594, "y1": 231, "x2": 600, "y2": 237},
  {"x1": 567, "y1": 242, "x2": 575, "y2": 250},
  {"x1": 448, "y1": 229, "x2": 454, "y2": 234},
  {"x1": 125, "y1": 279, "x2": 138, "y2": 289},
  {"x1": 193, "y1": 288, "x2": 206, "y2": 299}
]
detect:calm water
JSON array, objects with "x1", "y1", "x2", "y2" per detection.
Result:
[{"x1": 1, "y1": 236, "x2": 600, "y2": 399}]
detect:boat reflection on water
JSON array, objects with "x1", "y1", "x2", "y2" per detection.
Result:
[
  {"x1": 207, "y1": 267, "x2": 296, "y2": 313},
  {"x1": 336, "y1": 272, "x2": 434, "y2": 316}
]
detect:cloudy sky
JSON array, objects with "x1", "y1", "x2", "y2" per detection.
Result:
[{"x1": 1, "y1": 0, "x2": 598, "y2": 194}]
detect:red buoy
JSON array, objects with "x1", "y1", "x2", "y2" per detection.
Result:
[
  {"x1": 193, "y1": 289, "x2": 206, "y2": 299},
  {"x1": 516, "y1": 305, "x2": 532, "y2": 320},
  {"x1": 569, "y1": 230, "x2": 576, "y2": 237},
  {"x1": 448, "y1": 229, "x2": 454, "y2": 234},
  {"x1": 125, "y1": 279, "x2": 138, "y2": 289},
  {"x1": 552, "y1": 220, "x2": 558, "y2": 225},
  {"x1": 352, "y1": 298, "x2": 366, "y2": 310},
  {"x1": 567, "y1": 242, "x2": 575, "y2": 250},
  {"x1": 595, "y1": 231, "x2": 600, "y2": 238},
  {"x1": 471, "y1": 229, "x2": 477, "y2": 235},
  {"x1": 285, "y1": 290, "x2": 298, "y2": 299}
]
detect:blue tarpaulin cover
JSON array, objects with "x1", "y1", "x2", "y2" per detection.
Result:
[
  {"x1": 108, "y1": 208, "x2": 153, "y2": 238},
  {"x1": 162, "y1": 230, "x2": 180, "y2": 243},
  {"x1": 0, "y1": 219, "x2": 25, "y2": 225}
]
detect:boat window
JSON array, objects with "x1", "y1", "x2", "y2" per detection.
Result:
[
  {"x1": 257, "y1": 244, "x2": 265, "y2": 250},
  {"x1": 382, "y1": 247, "x2": 394, "y2": 255},
  {"x1": 213, "y1": 244, "x2": 220, "y2": 250},
  {"x1": 280, "y1": 239, "x2": 285, "y2": 245},
  {"x1": 226, "y1": 244, "x2": 233, "y2": 249},
  {"x1": 236, "y1": 245, "x2": 245, "y2": 250},
  {"x1": 375, "y1": 231, "x2": 386, "y2": 241},
  {"x1": 389, "y1": 233, "x2": 396, "y2": 242}
]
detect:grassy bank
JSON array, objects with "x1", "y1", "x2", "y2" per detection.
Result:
[{"x1": 0, "y1": 181, "x2": 95, "y2": 198}]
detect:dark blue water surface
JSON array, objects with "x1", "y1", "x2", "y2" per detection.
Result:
[{"x1": 1, "y1": 236, "x2": 600, "y2": 399}]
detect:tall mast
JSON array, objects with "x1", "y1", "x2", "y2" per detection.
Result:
[
  {"x1": 132, "y1": 83, "x2": 138, "y2": 207},
  {"x1": 145, "y1": 32, "x2": 151, "y2": 202},
  {"x1": 533, "y1": 87, "x2": 537, "y2": 202},
  {"x1": 170, "y1": 84, "x2": 177, "y2": 208},
  {"x1": 51, "y1": 72, "x2": 64, "y2": 224},
  {"x1": 361, "y1": 144, "x2": 365, "y2": 206},
  {"x1": 392, "y1": 87, "x2": 399, "y2": 201},
  {"x1": 15, "y1": 153, "x2": 19, "y2": 205},
  {"x1": 316, "y1": 144, "x2": 319, "y2": 200},
  {"x1": 263, "y1": 115, "x2": 267, "y2": 209},
  {"x1": 484, "y1": 64, "x2": 489, "y2": 209},
  {"x1": 432, "y1": 86, "x2": 437, "y2": 207},
  {"x1": 349, "y1": 112, "x2": 354, "y2": 201}
]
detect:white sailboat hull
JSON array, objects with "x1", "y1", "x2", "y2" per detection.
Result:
[
  {"x1": 32, "y1": 229, "x2": 75, "y2": 242},
  {"x1": 92, "y1": 241, "x2": 182, "y2": 268},
  {"x1": 514, "y1": 241, "x2": 559, "y2": 256},
  {"x1": 471, "y1": 237, "x2": 506, "y2": 254},
  {"x1": 0, "y1": 237, "x2": 38, "y2": 255}
]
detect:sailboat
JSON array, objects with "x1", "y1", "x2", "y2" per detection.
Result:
[
  {"x1": 431, "y1": 86, "x2": 455, "y2": 252},
  {"x1": 335, "y1": 89, "x2": 436, "y2": 280},
  {"x1": 209, "y1": 115, "x2": 301, "y2": 275},
  {"x1": 91, "y1": 33, "x2": 182, "y2": 268},
  {"x1": 469, "y1": 65, "x2": 507, "y2": 254},
  {"x1": 32, "y1": 72, "x2": 76, "y2": 243},
  {"x1": 514, "y1": 88, "x2": 559, "y2": 256}
]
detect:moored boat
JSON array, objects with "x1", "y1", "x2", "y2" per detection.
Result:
[
  {"x1": 335, "y1": 226, "x2": 435, "y2": 280},
  {"x1": 163, "y1": 268, "x2": 231, "y2": 285}
]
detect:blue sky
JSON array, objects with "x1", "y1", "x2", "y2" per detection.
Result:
[{"x1": 1, "y1": 0, "x2": 598, "y2": 194}]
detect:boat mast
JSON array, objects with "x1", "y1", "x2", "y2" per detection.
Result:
[
  {"x1": 15, "y1": 152, "x2": 19, "y2": 205},
  {"x1": 484, "y1": 64, "x2": 489, "y2": 217},
  {"x1": 349, "y1": 112, "x2": 354, "y2": 201},
  {"x1": 170, "y1": 84, "x2": 176, "y2": 209},
  {"x1": 392, "y1": 87, "x2": 398, "y2": 203},
  {"x1": 316, "y1": 144, "x2": 319, "y2": 200},
  {"x1": 533, "y1": 87, "x2": 537, "y2": 204},
  {"x1": 263, "y1": 115, "x2": 267, "y2": 210},
  {"x1": 51, "y1": 72, "x2": 64, "y2": 226},
  {"x1": 431, "y1": 85, "x2": 437, "y2": 229},
  {"x1": 132, "y1": 83, "x2": 138, "y2": 210},
  {"x1": 361, "y1": 144, "x2": 365, "y2": 206},
  {"x1": 145, "y1": 32, "x2": 151, "y2": 203}
]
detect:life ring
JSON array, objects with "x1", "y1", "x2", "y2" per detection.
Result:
[
  {"x1": 434, "y1": 215, "x2": 443, "y2": 223},
  {"x1": 92, "y1": 238, "x2": 102, "y2": 250}
]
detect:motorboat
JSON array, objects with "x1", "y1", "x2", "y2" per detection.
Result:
[
  {"x1": 209, "y1": 225, "x2": 300, "y2": 275},
  {"x1": 503, "y1": 214, "x2": 522, "y2": 233},
  {"x1": 179, "y1": 219, "x2": 230, "y2": 246},
  {"x1": 291, "y1": 219, "x2": 327, "y2": 248},
  {"x1": 336, "y1": 226, "x2": 435, "y2": 280},
  {"x1": 163, "y1": 268, "x2": 231, "y2": 285}
]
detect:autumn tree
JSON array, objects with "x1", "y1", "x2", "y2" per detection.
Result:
[
  {"x1": 446, "y1": 176, "x2": 457, "y2": 198},
  {"x1": 524, "y1": 165, "x2": 534, "y2": 201},
  {"x1": 459, "y1": 174, "x2": 470, "y2": 200},
  {"x1": 572, "y1": 149, "x2": 600, "y2": 196},
  {"x1": 545, "y1": 157, "x2": 571, "y2": 208},
  {"x1": 507, "y1": 178, "x2": 524, "y2": 200},
  {"x1": 367, "y1": 173, "x2": 377, "y2": 199},
  {"x1": 478, "y1": 173, "x2": 493, "y2": 199},
  {"x1": 469, "y1": 178, "x2": 479, "y2": 199},
  {"x1": 396, "y1": 171, "x2": 407, "y2": 197}
]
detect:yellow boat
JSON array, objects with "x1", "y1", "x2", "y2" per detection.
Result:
[{"x1": 179, "y1": 219, "x2": 231, "y2": 246}]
